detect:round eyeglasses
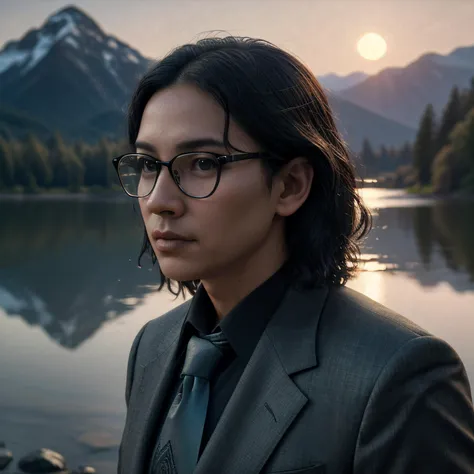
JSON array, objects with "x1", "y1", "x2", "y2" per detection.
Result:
[{"x1": 112, "y1": 151, "x2": 281, "y2": 199}]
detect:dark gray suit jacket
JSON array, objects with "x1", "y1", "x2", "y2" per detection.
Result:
[{"x1": 118, "y1": 286, "x2": 474, "y2": 474}]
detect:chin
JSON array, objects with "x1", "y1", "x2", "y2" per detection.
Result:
[{"x1": 158, "y1": 260, "x2": 203, "y2": 282}]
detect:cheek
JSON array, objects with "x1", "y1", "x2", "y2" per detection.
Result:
[{"x1": 198, "y1": 174, "x2": 274, "y2": 252}]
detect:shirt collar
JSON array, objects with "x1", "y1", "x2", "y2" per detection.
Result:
[{"x1": 185, "y1": 264, "x2": 290, "y2": 364}]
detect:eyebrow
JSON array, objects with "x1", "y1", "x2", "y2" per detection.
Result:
[{"x1": 134, "y1": 138, "x2": 227, "y2": 155}]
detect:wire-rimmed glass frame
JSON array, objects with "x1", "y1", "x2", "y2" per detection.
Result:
[{"x1": 112, "y1": 151, "x2": 278, "y2": 199}]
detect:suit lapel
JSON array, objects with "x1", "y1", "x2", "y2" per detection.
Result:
[
  {"x1": 195, "y1": 286, "x2": 329, "y2": 474},
  {"x1": 124, "y1": 305, "x2": 189, "y2": 474}
]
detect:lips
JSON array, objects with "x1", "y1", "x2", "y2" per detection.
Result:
[
  {"x1": 151, "y1": 229, "x2": 196, "y2": 253},
  {"x1": 151, "y1": 229, "x2": 194, "y2": 241}
]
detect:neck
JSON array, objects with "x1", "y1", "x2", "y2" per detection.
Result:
[{"x1": 201, "y1": 224, "x2": 287, "y2": 320}]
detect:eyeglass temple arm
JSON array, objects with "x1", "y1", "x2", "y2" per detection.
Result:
[{"x1": 218, "y1": 152, "x2": 281, "y2": 164}]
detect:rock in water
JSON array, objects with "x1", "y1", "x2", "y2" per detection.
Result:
[
  {"x1": 0, "y1": 442, "x2": 14, "y2": 471},
  {"x1": 17, "y1": 448, "x2": 67, "y2": 472},
  {"x1": 77, "y1": 430, "x2": 119, "y2": 451},
  {"x1": 72, "y1": 467, "x2": 96, "y2": 473}
]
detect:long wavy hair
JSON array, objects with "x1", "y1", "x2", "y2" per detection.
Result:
[{"x1": 128, "y1": 36, "x2": 371, "y2": 297}]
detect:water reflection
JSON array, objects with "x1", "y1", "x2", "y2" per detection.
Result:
[
  {"x1": 361, "y1": 199, "x2": 474, "y2": 292},
  {"x1": 0, "y1": 191, "x2": 473, "y2": 474},
  {"x1": 0, "y1": 195, "x2": 473, "y2": 351},
  {"x1": 431, "y1": 201, "x2": 474, "y2": 280},
  {"x1": 0, "y1": 199, "x2": 159, "y2": 349}
]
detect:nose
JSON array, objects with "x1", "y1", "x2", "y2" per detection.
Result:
[{"x1": 145, "y1": 167, "x2": 185, "y2": 217}]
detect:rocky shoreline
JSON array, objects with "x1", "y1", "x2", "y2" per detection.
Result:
[{"x1": 0, "y1": 444, "x2": 96, "y2": 474}]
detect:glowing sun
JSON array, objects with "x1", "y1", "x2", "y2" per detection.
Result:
[{"x1": 357, "y1": 33, "x2": 387, "y2": 61}]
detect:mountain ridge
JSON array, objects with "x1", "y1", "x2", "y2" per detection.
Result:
[
  {"x1": 318, "y1": 71, "x2": 368, "y2": 92},
  {"x1": 340, "y1": 43, "x2": 474, "y2": 127},
  {"x1": 0, "y1": 5, "x2": 418, "y2": 150},
  {"x1": 0, "y1": 5, "x2": 150, "y2": 132}
]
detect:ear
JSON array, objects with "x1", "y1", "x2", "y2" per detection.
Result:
[{"x1": 274, "y1": 157, "x2": 314, "y2": 217}]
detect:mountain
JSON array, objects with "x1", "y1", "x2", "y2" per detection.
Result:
[
  {"x1": 340, "y1": 45, "x2": 474, "y2": 128},
  {"x1": 318, "y1": 71, "x2": 368, "y2": 92},
  {"x1": 77, "y1": 109, "x2": 128, "y2": 142},
  {"x1": 0, "y1": 107, "x2": 51, "y2": 140},
  {"x1": 329, "y1": 95, "x2": 416, "y2": 151},
  {"x1": 0, "y1": 199, "x2": 158, "y2": 349},
  {"x1": 0, "y1": 5, "x2": 414, "y2": 151},
  {"x1": 0, "y1": 5, "x2": 150, "y2": 133}
]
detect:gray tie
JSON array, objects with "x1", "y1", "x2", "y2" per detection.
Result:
[{"x1": 151, "y1": 331, "x2": 228, "y2": 474}]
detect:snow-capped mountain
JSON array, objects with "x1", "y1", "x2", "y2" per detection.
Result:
[
  {"x1": 0, "y1": 5, "x2": 150, "y2": 133},
  {"x1": 0, "y1": 4, "x2": 416, "y2": 150}
]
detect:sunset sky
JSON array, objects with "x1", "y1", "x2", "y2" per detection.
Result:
[{"x1": 0, "y1": 0, "x2": 473, "y2": 76}]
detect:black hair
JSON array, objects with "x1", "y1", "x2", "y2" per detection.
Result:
[{"x1": 128, "y1": 36, "x2": 371, "y2": 297}]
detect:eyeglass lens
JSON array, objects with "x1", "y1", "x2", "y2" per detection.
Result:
[{"x1": 117, "y1": 153, "x2": 220, "y2": 198}]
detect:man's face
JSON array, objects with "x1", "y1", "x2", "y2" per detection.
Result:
[{"x1": 137, "y1": 83, "x2": 283, "y2": 283}]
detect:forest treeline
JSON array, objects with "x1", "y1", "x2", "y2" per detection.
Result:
[
  {"x1": 360, "y1": 78, "x2": 474, "y2": 193},
  {"x1": 1, "y1": 79, "x2": 474, "y2": 194},
  {"x1": 0, "y1": 133, "x2": 128, "y2": 192}
]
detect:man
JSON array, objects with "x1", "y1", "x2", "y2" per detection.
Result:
[{"x1": 115, "y1": 37, "x2": 474, "y2": 474}]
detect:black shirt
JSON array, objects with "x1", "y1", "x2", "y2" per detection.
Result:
[{"x1": 156, "y1": 264, "x2": 290, "y2": 461}]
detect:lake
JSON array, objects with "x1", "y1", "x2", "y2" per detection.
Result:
[{"x1": 1, "y1": 188, "x2": 473, "y2": 473}]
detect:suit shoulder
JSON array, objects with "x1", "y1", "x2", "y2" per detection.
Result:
[
  {"x1": 327, "y1": 285, "x2": 431, "y2": 337},
  {"x1": 319, "y1": 286, "x2": 435, "y2": 370},
  {"x1": 145, "y1": 297, "x2": 192, "y2": 333}
]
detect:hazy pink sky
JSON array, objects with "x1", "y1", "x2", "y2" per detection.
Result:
[{"x1": 0, "y1": 0, "x2": 473, "y2": 76}]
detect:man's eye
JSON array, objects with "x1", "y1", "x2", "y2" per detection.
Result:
[
  {"x1": 193, "y1": 158, "x2": 217, "y2": 171},
  {"x1": 142, "y1": 159, "x2": 157, "y2": 173}
]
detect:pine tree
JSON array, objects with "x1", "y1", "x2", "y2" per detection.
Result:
[
  {"x1": 399, "y1": 142, "x2": 413, "y2": 166},
  {"x1": 74, "y1": 139, "x2": 96, "y2": 188},
  {"x1": 73, "y1": 139, "x2": 89, "y2": 161},
  {"x1": 377, "y1": 145, "x2": 389, "y2": 173},
  {"x1": 0, "y1": 138, "x2": 15, "y2": 189},
  {"x1": 360, "y1": 138, "x2": 376, "y2": 177},
  {"x1": 436, "y1": 86, "x2": 462, "y2": 154},
  {"x1": 84, "y1": 138, "x2": 115, "y2": 188},
  {"x1": 9, "y1": 140, "x2": 27, "y2": 188},
  {"x1": 48, "y1": 132, "x2": 70, "y2": 188},
  {"x1": 387, "y1": 146, "x2": 398, "y2": 172},
  {"x1": 47, "y1": 132, "x2": 84, "y2": 190},
  {"x1": 67, "y1": 146, "x2": 84, "y2": 191},
  {"x1": 96, "y1": 139, "x2": 110, "y2": 188},
  {"x1": 432, "y1": 145, "x2": 456, "y2": 194},
  {"x1": 13, "y1": 139, "x2": 35, "y2": 190},
  {"x1": 98, "y1": 138, "x2": 118, "y2": 188},
  {"x1": 22, "y1": 135, "x2": 52, "y2": 189},
  {"x1": 461, "y1": 78, "x2": 474, "y2": 119},
  {"x1": 21, "y1": 135, "x2": 52, "y2": 190},
  {"x1": 101, "y1": 138, "x2": 115, "y2": 188},
  {"x1": 82, "y1": 142, "x2": 97, "y2": 187},
  {"x1": 449, "y1": 108, "x2": 474, "y2": 191},
  {"x1": 413, "y1": 104, "x2": 436, "y2": 186}
]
